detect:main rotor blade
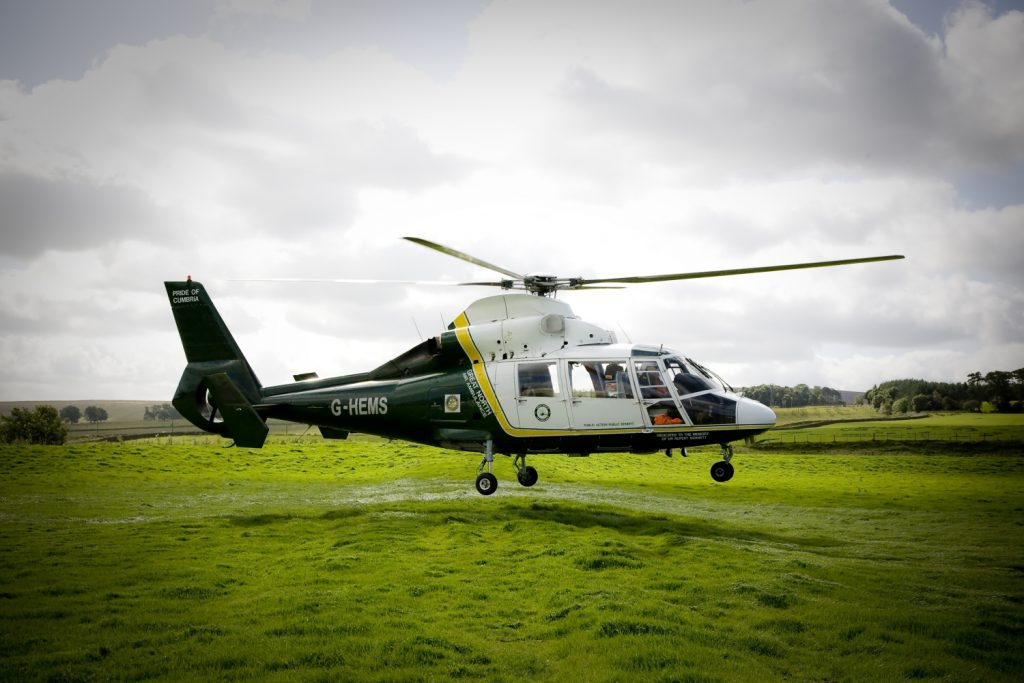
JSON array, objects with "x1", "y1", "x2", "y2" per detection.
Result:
[
  {"x1": 579, "y1": 254, "x2": 905, "y2": 286},
  {"x1": 231, "y1": 277, "x2": 507, "y2": 288},
  {"x1": 404, "y1": 236, "x2": 525, "y2": 280}
]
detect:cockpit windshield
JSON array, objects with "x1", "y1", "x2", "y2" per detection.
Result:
[{"x1": 663, "y1": 356, "x2": 727, "y2": 395}]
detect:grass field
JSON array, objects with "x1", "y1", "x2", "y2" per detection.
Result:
[
  {"x1": 765, "y1": 410, "x2": 1024, "y2": 446},
  {"x1": 2, "y1": 417, "x2": 1023, "y2": 681}
]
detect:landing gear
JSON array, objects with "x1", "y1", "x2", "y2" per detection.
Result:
[
  {"x1": 475, "y1": 472, "x2": 498, "y2": 495},
  {"x1": 513, "y1": 454, "x2": 538, "y2": 487},
  {"x1": 476, "y1": 439, "x2": 498, "y2": 496},
  {"x1": 472, "y1": 445, "x2": 542, "y2": 494},
  {"x1": 710, "y1": 461, "x2": 734, "y2": 482},
  {"x1": 710, "y1": 444, "x2": 735, "y2": 483}
]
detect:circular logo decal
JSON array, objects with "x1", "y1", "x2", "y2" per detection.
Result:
[
  {"x1": 445, "y1": 395, "x2": 461, "y2": 413},
  {"x1": 534, "y1": 404, "x2": 551, "y2": 422}
]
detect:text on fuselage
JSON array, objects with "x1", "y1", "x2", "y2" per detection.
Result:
[{"x1": 331, "y1": 397, "x2": 389, "y2": 416}]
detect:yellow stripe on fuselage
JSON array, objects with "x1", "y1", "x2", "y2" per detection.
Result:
[
  {"x1": 451, "y1": 313, "x2": 764, "y2": 439},
  {"x1": 452, "y1": 313, "x2": 522, "y2": 435}
]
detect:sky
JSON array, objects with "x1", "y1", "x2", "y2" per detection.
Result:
[{"x1": 1, "y1": 0, "x2": 1022, "y2": 401}]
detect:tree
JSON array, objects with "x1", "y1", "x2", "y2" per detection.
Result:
[
  {"x1": 83, "y1": 406, "x2": 109, "y2": 423},
  {"x1": 144, "y1": 403, "x2": 180, "y2": 420},
  {"x1": 59, "y1": 405, "x2": 81, "y2": 424},
  {"x1": 910, "y1": 394, "x2": 933, "y2": 413},
  {"x1": 984, "y1": 371, "x2": 1013, "y2": 412},
  {"x1": 0, "y1": 406, "x2": 68, "y2": 445},
  {"x1": 868, "y1": 386, "x2": 897, "y2": 411},
  {"x1": 892, "y1": 397, "x2": 910, "y2": 414}
]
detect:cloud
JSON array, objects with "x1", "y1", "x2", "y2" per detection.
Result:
[
  {"x1": 0, "y1": 35, "x2": 472, "y2": 248},
  {"x1": 0, "y1": 172, "x2": 172, "y2": 258},
  {"x1": 214, "y1": 0, "x2": 311, "y2": 22},
  {"x1": 456, "y1": 0, "x2": 1023, "y2": 183},
  {"x1": 1, "y1": 0, "x2": 1022, "y2": 400},
  {"x1": 942, "y1": 2, "x2": 1024, "y2": 166}
]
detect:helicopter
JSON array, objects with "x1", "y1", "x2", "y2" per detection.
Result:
[{"x1": 165, "y1": 237, "x2": 903, "y2": 495}]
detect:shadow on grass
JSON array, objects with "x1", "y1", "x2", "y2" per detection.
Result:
[
  {"x1": 751, "y1": 441, "x2": 1017, "y2": 455},
  {"x1": 223, "y1": 513, "x2": 296, "y2": 527},
  {"x1": 219, "y1": 497, "x2": 840, "y2": 551},
  {"x1": 512, "y1": 502, "x2": 842, "y2": 550}
]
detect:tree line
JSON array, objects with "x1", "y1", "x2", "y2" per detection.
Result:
[
  {"x1": 2, "y1": 403, "x2": 184, "y2": 445},
  {"x1": 56, "y1": 403, "x2": 181, "y2": 424},
  {"x1": 739, "y1": 384, "x2": 845, "y2": 408},
  {"x1": 865, "y1": 369, "x2": 1024, "y2": 414},
  {"x1": 58, "y1": 405, "x2": 109, "y2": 424}
]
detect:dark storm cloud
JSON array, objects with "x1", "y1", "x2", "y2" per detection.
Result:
[
  {"x1": 892, "y1": 0, "x2": 1024, "y2": 36},
  {"x1": 0, "y1": 172, "x2": 170, "y2": 258},
  {"x1": 552, "y1": 3, "x2": 965, "y2": 177},
  {"x1": 0, "y1": 0, "x2": 209, "y2": 86},
  {"x1": 209, "y1": 0, "x2": 490, "y2": 80},
  {"x1": 0, "y1": 0, "x2": 489, "y2": 87}
]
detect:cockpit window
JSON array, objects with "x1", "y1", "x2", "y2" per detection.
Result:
[
  {"x1": 518, "y1": 362, "x2": 560, "y2": 397},
  {"x1": 681, "y1": 393, "x2": 737, "y2": 425},
  {"x1": 664, "y1": 357, "x2": 716, "y2": 395},
  {"x1": 686, "y1": 357, "x2": 733, "y2": 392}
]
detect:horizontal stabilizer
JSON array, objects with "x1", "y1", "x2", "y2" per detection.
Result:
[{"x1": 204, "y1": 372, "x2": 269, "y2": 448}]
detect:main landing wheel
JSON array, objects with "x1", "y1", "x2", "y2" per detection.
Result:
[
  {"x1": 475, "y1": 472, "x2": 498, "y2": 496},
  {"x1": 710, "y1": 461, "x2": 734, "y2": 483},
  {"x1": 517, "y1": 465, "x2": 539, "y2": 487}
]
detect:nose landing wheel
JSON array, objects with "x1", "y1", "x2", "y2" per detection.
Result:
[
  {"x1": 710, "y1": 444, "x2": 735, "y2": 482},
  {"x1": 710, "y1": 461, "x2": 734, "y2": 482}
]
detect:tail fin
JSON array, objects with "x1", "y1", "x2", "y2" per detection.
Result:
[{"x1": 165, "y1": 281, "x2": 267, "y2": 447}]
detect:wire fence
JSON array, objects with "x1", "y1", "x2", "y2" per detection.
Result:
[{"x1": 759, "y1": 429, "x2": 1023, "y2": 444}]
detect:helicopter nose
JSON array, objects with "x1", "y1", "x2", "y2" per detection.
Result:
[{"x1": 737, "y1": 398, "x2": 777, "y2": 426}]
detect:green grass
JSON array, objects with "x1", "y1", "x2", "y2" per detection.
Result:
[
  {"x1": 765, "y1": 410, "x2": 1024, "y2": 444},
  {"x1": 2, "y1": 426, "x2": 1023, "y2": 681},
  {"x1": 772, "y1": 404, "x2": 880, "y2": 425}
]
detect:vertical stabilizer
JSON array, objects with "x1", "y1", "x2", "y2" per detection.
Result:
[{"x1": 164, "y1": 281, "x2": 265, "y2": 445}]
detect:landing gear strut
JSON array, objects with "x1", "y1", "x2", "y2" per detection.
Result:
[
  {"x1": 475, "y1": 439, "x2": 497, "y2": 495},
  {"x1": 513, "y1": 454, "x2": 538, "y2": 487},
  {"x1": 710, "y1": 444, "x2": 735, "y2": 483}
]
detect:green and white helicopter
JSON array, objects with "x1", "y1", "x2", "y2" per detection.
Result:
[{"x1": 165, "y1": 237, "x2": 902, "y2": 495}]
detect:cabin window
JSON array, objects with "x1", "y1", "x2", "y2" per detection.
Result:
[
  {"x1": 569, "y1": 361, "x2": 634, "y2": 399},
  {"x1": 634, "y1": 360, "x2": 670, "y2": 399},
  {"x1": 634, "y1": 360, "x2": 684, "y2": 424},
  {"x1": 518, "y1": 362, "x2": 560, "y2": 397}
]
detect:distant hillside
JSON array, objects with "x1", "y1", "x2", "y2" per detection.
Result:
[
  {"x1": 0, "y1": 400, "x2": 162, "y2": 423},
  {"x1": 839, "y1": 390, "x2": 865, "y2": 405}
]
